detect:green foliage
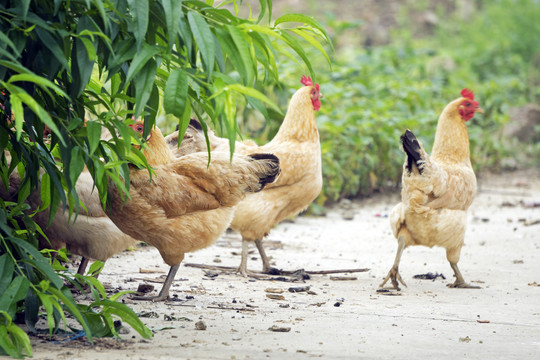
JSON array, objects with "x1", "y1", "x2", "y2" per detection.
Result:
[
  {"x1": 0, "y1": 0, "x2": 331, "y2": 357},
  {"x1": 239, "y1": 0, "x2": 539, "y2": 203},
  {"x1": 0, "y1": 200, "x2": 153, "y2": 358}
]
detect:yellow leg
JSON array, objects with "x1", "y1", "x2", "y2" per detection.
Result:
[
  {"x1": 447, "y1": 262, "x2": 480, "y2": 289},
  {"x1": 380, "y1": 235, "x2": 407, "y2": 290},
  {"x1": 254, "y1": 238, "x2": 276, "y2": 274},
  {"x1": 132, "y1": 264, "x2": 180, "y2": 302},
  {"x1": 236, "y1": 239, "x2": 251, "y2": 277}
]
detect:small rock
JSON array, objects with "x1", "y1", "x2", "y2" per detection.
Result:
[
  {"x1": 265, "y1": 288, "x2": 284, "y2": 294},
  {"x1": 268, "y1": 325, "x2": 291, "y2": 332},
  {"x1": 266, "y1": 294, "x2": 285, "y2": 300},
  {"x1": 288, "y1": 286, "x2": 310, "y2": 293},
  {"x1": 459, "y1": 336, "x2": 472, "y2": 343},
  {"x1": 137, "y1": 284, "x2": 154, "y2": 293},
  {"x1": 118, "y1": 326, "x2": 130, "y2": 335},
  {"x1": 203, "y1": 270, "x2": 219, "y2": 278},
  {"x1": 138, "y1": 311, "x2": 159, "y2": 318},
  {"x1": 195, "y1": 321, "x2": 207, "y2": 330}
]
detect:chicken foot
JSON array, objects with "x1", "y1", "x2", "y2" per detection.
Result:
[
  {"x1": 132, "y1": 265, "x2": 180, "y2": 302},
  {"x1": 380, "y1": 235, "x2": 407, "y2": 290},
  {"x1": 447, "y1": 262, "x2": 481, "y2": 289}
]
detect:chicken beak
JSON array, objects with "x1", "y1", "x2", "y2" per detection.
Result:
[{"x1": 475, "y1": 107, "x2": 484, "y2": 114}]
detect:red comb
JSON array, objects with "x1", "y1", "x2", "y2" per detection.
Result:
[
  {"x1": 461, "y1": 88, "x2": 474, "y2": 100},
  {"x1": 301, "y1": 75, "x2": 313, "y2": 87}
]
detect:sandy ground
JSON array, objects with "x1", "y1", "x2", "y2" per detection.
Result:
[{"x1": 29, "y1": 170, "x2": 540, "y2": 360}]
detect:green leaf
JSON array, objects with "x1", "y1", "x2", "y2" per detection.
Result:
[
  {"x1": 39, "y1": 173, "x2": 51, "y2": 211},
  {"x1": 290, "y1": 28, "x2": 332, "y2": 68},
  {"x1": 187, "y1": 11, "x2": 215, "y2": 77},
  {"x1": 0, "y1": 276, "x2": 30, "y2": 318},
  {"x1": 227, "y1": 25, "x2": 255, "y2": 85},
  {"x1": 127, "y1": 0, "x2": 149, "y2": 51},
  {"x1": 4, "y1": 84, "x2": 65, "y2": 145},
  {"x1": 274, "y1": 13, "x2": 334, "y2": 52},
  {"x1": 133, "y1": 59, "x2": 158, "y2": 119},
  {"x1": 0, "y1": 311, "x2": 32, "y2": 359},
  {"x1": 86, "y1": 121, "x2": 102, "y2": 155},
  {"x1": 91, "y1": 300, "x2": 153, "y2": 339},
  {"x1": 35, "y1": 292, "x2": 55, "y2": 335},
  {"x1": 46, "y1": 287, "x2": 93, "y2": 341},
  {"x1": 279, "y1": 31, "x2": 314, "y2": 81},
  {"x1": 79, "y1": 37, "x2": 97, "y2": 62},
  {"x1": 227, "y1": 84, "x2": 282, "y2": 114},
  {"x1": 7, "y1": 73, "x2": 70, "y2": 99},
  {"x1": 163, "y1": 69, "x2": 188, "y2": 119},
  {"x1": 0, "y1": 31, "x2": 20, "y2": 57},
  {"x1": 160, "y1": 0, "x2": 183, "y2": 53},
  {"x1": 0, "y1": 255, "x2": 14, "y2": 295},
  {"x1": 34, "y1": 28, "x2": 69, "y2": 72},
  {"x1": 69, "y1": 148, "x2": 85, "y2": 188},
  {"x1": 124, "y1": 44, "x2": 160, "y2": 90},
  {"x1": 10, "y1": 94, "x2": 24, "y2": 141},
  {"x1": 6, "y1": 322, "x2": 32, "y2": 358},
  {"x1": 92, "y1": 0, "x2": 110, "y2": 31},
  {"x1": 11, "y1": 237, "x2": 63, "y2": 289}
]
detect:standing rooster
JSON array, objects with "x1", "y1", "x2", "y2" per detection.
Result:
[
  {"x1": 169, "y1": 76, "x2": 323, "y2": 276},
  {"x1": 380, "y1": 89, "x2": 483, "y2": 290},
  {"x1": 105, "y1": 122, "x2": 280, "y2": 301}
]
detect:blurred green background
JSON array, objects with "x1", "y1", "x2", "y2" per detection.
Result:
[{"x1": 183, "y1": 0, "x2": 540, "y2": 207}]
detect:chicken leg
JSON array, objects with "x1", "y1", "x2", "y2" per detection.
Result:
[
  {"x1": 447, "y1": 262, "x2": 481, "y2": 289},
  {"x1": 380, "y1": 235, "x2": 407, "y2": 290},
  {"x1": 76, "y1": 257, "x2": 90, "y2": 276},
  {"x1": 132, "y1": 265, "x2": 180, "y2": 302},
  {"x1": 237, "y1": 240, "x2": 254, "y2": 277},
  {"x1": 254, "y1": 238, "x2": 279, "y2": 274}
]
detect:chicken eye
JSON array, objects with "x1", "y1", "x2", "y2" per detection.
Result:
[{"x1": 466, "y1": 102, "x2": 471, "y2": 106}]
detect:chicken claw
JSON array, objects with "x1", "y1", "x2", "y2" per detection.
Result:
[
  {"x1": 447, "y1": 281, "x2": 481, "y2": 289},
  {"x1": 447, "y1": 262, "x2": 481, "y2": 289},
  {"x1": 379, "y1": 266, "x2": 407, "y2": 291}
]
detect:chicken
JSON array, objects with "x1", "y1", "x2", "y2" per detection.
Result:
[
  {"x1": 164, "y1": 118, "x2": 210, "y2": 157},
  {"x1": 1, "y1": 167, "x2": 138, "y2": 276},
  {"x1": 104, "y1": 122, "x2": 281, "y2": 301},
  {"x1": 380, "y1": 88, "x2": 484, "y2": 290},
  {"x1": 167, "y1": 75, "x2": 323, "y2": 276}
]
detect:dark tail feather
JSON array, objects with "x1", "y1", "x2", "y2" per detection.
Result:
[
  {"x1": 401, "y1": 130, "x2": 424, "y2": 174},
  {"x1": 248, "y1": 153, "x2": 281, "y2": 190},
  {"x1": 189, "y1": 118, "x2": 203, "y2": 131},
  {"x1": 175, "y1": 118, "x2": 203, "y2": 132}
]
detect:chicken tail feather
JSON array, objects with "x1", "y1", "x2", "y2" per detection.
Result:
[
  {"x1": 247, "y1": 153, "x2": 281, "y2": 190},
  {"x1": 401, "y1": 130, "x2": 424, "y2": 174}
]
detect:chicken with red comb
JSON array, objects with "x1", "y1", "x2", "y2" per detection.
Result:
[{"x1": 380, "y1": 89, "x2": 484, "y2": 290}]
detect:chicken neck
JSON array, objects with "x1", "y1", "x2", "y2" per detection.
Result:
[
  {"x1": 143, "y1": 127, "x2": 175, "y2": 166},
  {"x1": 272, "y1": 90, "x2": 318, "y2": 143},
  {"x1": 430, "y1": 100, "x2": 471, "y2": 165}
]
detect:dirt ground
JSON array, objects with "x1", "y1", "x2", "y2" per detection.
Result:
[{"x1": 29, "y1": 169, "x2": 540, "y2": 360}]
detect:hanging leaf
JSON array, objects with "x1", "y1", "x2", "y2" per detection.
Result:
[
  {"x1": 127, "y1": 0, "x2": 149, "y2": 51},
  {"x1": 227, "y1": 25, "x2": 255, "y2": 85},
  {"x1": 163, "y1": 69, "x2": 188, "y2": 119},
  {"x1": 187, "y1": 11, "x2": 215, "y2": 77},
  {"x1": 160, "y1": 0, "x2": 183, "y2": 53},
  {"x1": 86, "y1": 120, "x2": 102, "y2": 155}
]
